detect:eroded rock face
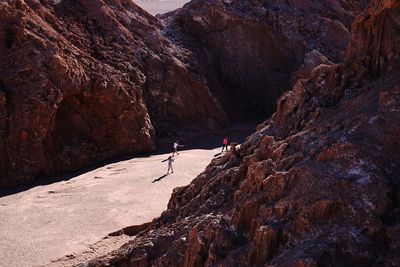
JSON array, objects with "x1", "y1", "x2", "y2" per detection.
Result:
[
  {"x1": 84, "y1": 1, "x2": 400, "y2": 266},
  {"x1": 0, "y1": 0, "x2": 227, "y2": 187},
  {"x1": 163, "y1": 0, "x2": 360, "y2": 118},
  {"x1": 0, "y1": 0, "x2": 362, "y2": 187},
  {"x1": 346, "y1": 0, "x2": 400, "y2": 77}
]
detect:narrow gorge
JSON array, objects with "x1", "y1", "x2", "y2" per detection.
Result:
[{"x1": 0, "y1": 0, "x2": 399, "y2": 266}]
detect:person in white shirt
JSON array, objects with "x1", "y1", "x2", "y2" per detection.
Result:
[{"x1": 172, "y1": 140, "x2": 184, "y2": 156}]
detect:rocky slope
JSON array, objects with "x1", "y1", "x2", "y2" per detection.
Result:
[
  {"x1": 0, "y1": 0, "x2": 227, "y2": 187},
  {"x1": 82, "y1": 0, "x2": 400, "y2": 266}
]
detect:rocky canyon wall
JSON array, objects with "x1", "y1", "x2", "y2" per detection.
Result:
[
  {"x1": 83, "y1": 0, "x2": 400, "y2": 266},
  {"x1": 346, "y1": 0, "x2": 400, "y2": 77},
  {"x1": 0, "y1": 0, "x2": 227, "y2": 187},
  {"x1": 0, "y1": 0, "x2": 364, "y2": 188},
  {"x1": 163, "y1": 0, "x2": 360, "y2": 118}
]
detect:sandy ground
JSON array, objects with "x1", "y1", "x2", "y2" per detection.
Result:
[
  {"x1": 0, "y1": 147, "x2": 221, "y2": 267},
  {"x1": 133, "y1": 0, "x2": 190, "y2": 15}
]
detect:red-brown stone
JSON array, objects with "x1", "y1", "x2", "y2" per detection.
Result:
[
  {"x1": 0, "y1": 0, "x2": 228, "y2": 187},
  {"x1": 83, "y1": 1, "x2": 400, "y2": 266}
]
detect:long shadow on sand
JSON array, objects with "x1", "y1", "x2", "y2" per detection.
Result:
[{"x1": 152, "y1": 174, "x2": 169, "y2": 183}]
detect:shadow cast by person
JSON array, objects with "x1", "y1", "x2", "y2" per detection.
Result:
[{"x1": 152, "y1": 174, "x2": 168, "y2": 183}]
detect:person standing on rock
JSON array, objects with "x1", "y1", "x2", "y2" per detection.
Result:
[
  {"x1": 222, "y1": 136, "x2": 229, "y2": 152},
  {"x1": 172, "y1": 140, "x2": 184, "y2": 157},
  {"x1": 167, "y1": 156, "x2": 174, "y2": 174}
]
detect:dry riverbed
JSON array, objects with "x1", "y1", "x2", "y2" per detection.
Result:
[{"x1": 0, "y1": 147, "x2": 221, "y2": 267}]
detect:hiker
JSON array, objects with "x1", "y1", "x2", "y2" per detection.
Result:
[
  {"x1": 222, "y1": 136, "x2": 229, "y2": 152},
  {"x1": 172, "y1": 140, "x2": 184, "y2": 156},
  {"x1": 167, "y1": 155, "x2": 174, "y2": 174}
]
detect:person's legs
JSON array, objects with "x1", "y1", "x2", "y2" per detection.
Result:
[{"x1": 222, "y1": 144, "x2": 226, "y2": 151}]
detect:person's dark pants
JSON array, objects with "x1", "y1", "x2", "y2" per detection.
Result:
[{"x1": 222, "y1": 144, "x2": 228, "y2": 151}]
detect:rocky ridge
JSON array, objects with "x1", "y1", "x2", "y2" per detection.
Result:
[{"x1": 81, "y1": 0, "x2": 400, "y2": 266}]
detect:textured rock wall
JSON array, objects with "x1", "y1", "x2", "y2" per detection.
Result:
[
  {"x1": 0, "y1": 0, "x2": 365, "y2": 187},
  {"x1": 83, "y1": 0, "x2": 400, "y2": 266},
  {"x1": 0, "y1": 0, "x2": 227, "y2": 187},
  {"x1": 346, "y1": 0, "x2": 400, "y2": 77},
  {"x1": 0, "y1": 0, "x2": 362, "y2": 187},
  {"x1": 164, "y1": 0, "x2": 360, "y2": 118}
]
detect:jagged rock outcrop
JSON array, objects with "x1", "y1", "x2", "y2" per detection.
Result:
[
  {"x1": 84, "y1": 1, "x2": 400, "y2": 266},
  {"x1": 0, "y1": 0, "x2": 227, "y2": 187},
  {"x1": 162, "y1": 0, "x2": 360, "y2": 118}
]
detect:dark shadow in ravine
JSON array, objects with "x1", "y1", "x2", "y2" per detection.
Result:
[
  {"x1": 152, "y1": 174, "x2": 169, "y2": 183},
  {"x1": 156, "y1": 122, "x2": 262, "y2": 153}
]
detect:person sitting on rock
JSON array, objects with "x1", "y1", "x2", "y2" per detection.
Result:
[
  {"x1": 222, "y1": 136, "x2": 229, "y2": 152},
  {"x1": 167, "y1": 156, "x2": 174, "y2": 174},
  {"x1": 172, "y1": 140, "x2": 184, "y2": 156}
]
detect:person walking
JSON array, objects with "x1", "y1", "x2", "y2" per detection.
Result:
[
  {"x1": 167, "y1": 156, "x2": 174, "y2": 174},
  {"x1": 222, "y1": 136, "x2": 229, "y2": 152},
  {"x1": 172, "y1": 140, "x2": 184, "y2": 157}
]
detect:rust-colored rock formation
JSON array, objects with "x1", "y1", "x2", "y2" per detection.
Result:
[
  {"x1": 0, "y1": 0, "x2": 364, "y2": 187},
  {"x1": 164, "y1": 0, "x2": 360, "y2": 118},
  {"x1": 83, "y1": 0, "x2": 400, "y2": 266},
  {"x1": 0, "y1": 0, "x2": 227, "y2": 187}
]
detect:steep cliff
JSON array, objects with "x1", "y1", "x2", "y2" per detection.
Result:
[
  {"x1": 84, "y1": 1, "x2": 400, "y2": 266},
  {"x1": 162, "y1": 0, "x2": 360, "y2": 118},
  {"x1": 0, "y1": 0, "x2": 227, "y2": 187}
]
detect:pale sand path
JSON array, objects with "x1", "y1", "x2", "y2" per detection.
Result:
[
  {"x1": 0, "y1": 147, "x2": 221, "y2": 267},
  {"x1": 134, "y1": 0, "x2": 190, "y2": 15}
]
